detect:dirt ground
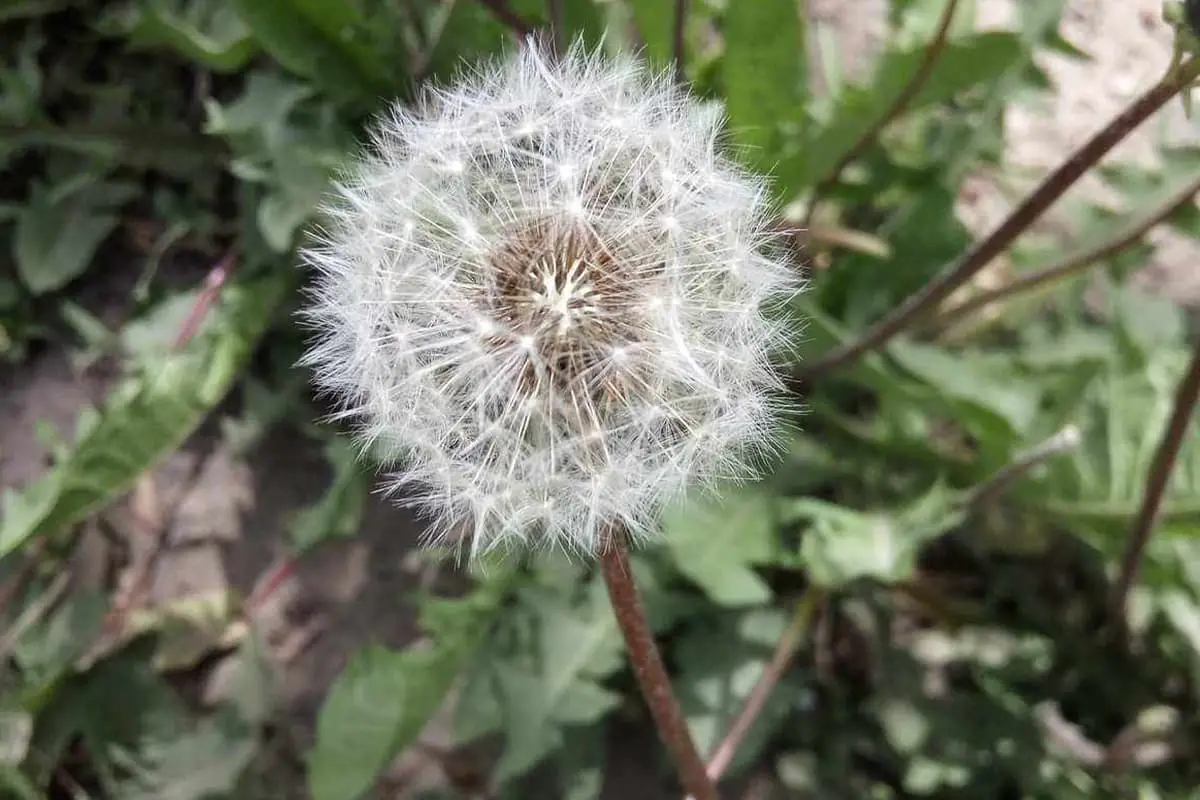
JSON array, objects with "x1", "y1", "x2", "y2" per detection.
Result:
[{"x1": 1, "y1": 2, "x2": 1198, "y2": 798}]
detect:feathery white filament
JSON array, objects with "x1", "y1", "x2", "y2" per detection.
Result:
[{"x1": 300, "y1": 39, "x2": 801, "y2": 558}]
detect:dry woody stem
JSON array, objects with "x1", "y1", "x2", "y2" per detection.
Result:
[
  {"x1": 796, "y1": 58, "x2": 1200, "y2": 385},
  {"x1": 599, "y1": 530, "x2": 719, "y2": 800},
  {"x1": 1111, "y1": 336, "x2": 1200, "y2": 623}
]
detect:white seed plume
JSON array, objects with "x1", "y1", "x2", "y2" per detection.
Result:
[{"x1": 301, "y1": 39, "x2": 801, "y2": 558}]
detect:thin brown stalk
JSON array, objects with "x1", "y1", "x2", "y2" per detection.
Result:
[
  {"x1": 935, "y1": 174, "x2": 1200, "y2": 331},
  {"x1": 803, "y1": 0, "x2": 961, "y2": 229},
  {"x1": 697, "y1": 591, "x2": 819, "y2": 792},
  {"x1": 795, "y1": 59, "x2": 1200, "y2": 385},
  {"x1": 599, "y1": 529, "x2": 719, "y2": 800},
  {"x1": 672, "y1": 0, "x2": 688, "y2": 85},
  {"x1": 1110, "y1": 335, "x2": 1200, "y2": 623},
  {"x1": 476, "y1": 0, "x2": 535, "y2": 39}
]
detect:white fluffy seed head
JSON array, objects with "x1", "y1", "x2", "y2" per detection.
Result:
[{"x1": 300, "y1": 38, "x2": 802, "y2": 559}]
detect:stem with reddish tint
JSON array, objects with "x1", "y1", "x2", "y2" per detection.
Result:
[
  {"x1": 796, "y1": 59, "x2": 1200, "y2": 385},
  {"x1": 1111, "y1": 337, "x2": 1200, "y2": 623},
  {"x1": 600, "y1": 530, "x2": 719, "y2": 800}
]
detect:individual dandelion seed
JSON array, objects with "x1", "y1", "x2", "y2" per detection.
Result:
[{"x1": 300, "y1": 37, "x2": 802, "y2": 559}]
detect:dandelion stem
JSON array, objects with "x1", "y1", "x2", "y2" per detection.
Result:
[
  {"x1": 803, "y1": 0, "x2": 961, "y2": 230},
  {"x1": 1110, "y1": 336, "x2": 1200, "y2": 625},
  {"x1": 795, "y1": 58, "x2": 1200, "y2": 385},
  {"x1": 599, "y1": 529, "x2": 719, "y2": 800}
]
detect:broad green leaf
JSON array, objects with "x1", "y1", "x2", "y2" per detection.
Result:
[
  {"x1": 722, "y1": 0, "x2": 805, "y2": 167},
  {"x1": 789, "y1": 484, "x2": 963, "y2": 587},
  {"x1": 889, "y1": 342, "x2": 1041, "y2": 438},
  {"x1": 0, "y1": 276, "x2": 288, "y2": 557},
  {"x1": 308, "y1": 567, "x2": 517, "y2": 800},
  {"x1": 228, "y1": 0, "x2": 392, "y2": 104},
  {"x1": 103, "y1": 0, "x2": 258, "y2": 72},
  {"x1": 662, "y1": 486, "x2": 776, "y2": 607},
  {"x1": 14, "y1": 180, "x2": 136, "y2": 295},
  {"x1": 628, "y1": 0, "x2": 677, "y2": 65},
  {"x1": 421, "y1": 0, "x2": 512, "y2": 82},
  {"x1": 781, "y1": 32, "x2": 1022, "y2": 190},
  {"x1": 111, "y1": 708, "x2": 257, "y2": 800},
  {"x1": 1040, "y1": 349, "x2": 1200, "y2": 526},
  {"x1": 493, "y1": 582, "x2": 623, "y2": 780},
  {"x1": 12, "y1": 590, "x2": 107, "y2": 699}
]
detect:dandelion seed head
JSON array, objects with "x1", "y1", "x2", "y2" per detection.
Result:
[{"x1": 300, "y1": 38, "x2": 802, "y2": 558}]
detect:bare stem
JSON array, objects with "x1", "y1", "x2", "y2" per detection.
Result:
[
  {"x1": 934, "y1": 174, "x2": 1200, "y2": 332},
  {"x1": 795, "y1": 59, "x2": 1200, "y2": 386},
  {"x1": 672, "y1": 0, "x2": 688, "y2": 85},
  {"x1": 1110, "y1": 336, "x2": 1200, "y2": 623},
  {"x1": 803, "y1": 0, "x2": 961, "y2": 229},
  {"x1": 967, "y1": 424, "x2": 1082, "y2": 508},
  {"x1": 599, "y1": 530, "x2": 719, "y2": 800},
  {"x1": 697, "y1": 591, "x2": 820, "y2": 792},
  {"x1": 476, "y1": 0, "x2": 535, "y2": 38}
]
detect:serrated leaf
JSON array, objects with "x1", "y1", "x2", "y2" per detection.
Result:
[
  {"x1": 781, "y1": 32, "x2": 1023, "y2": 190},
  {"x1": 493, "y1": 583, "x2": 623, "y2": 780},
  {"x1": 308, "y1": 567, "x2": 517, "y2": 800},
  {"x1": 663, "y1": 486, "x2": 776, "y2": 607},
  {"x1": 723, "y1": 0, "x2": 805, "y2": 167},
  {"x1": 1040, "y1": 349, "x2": 1200, "y2": 525},
  {"x1": 0, "y1": 276, "x2": 288, "y2": 557}
]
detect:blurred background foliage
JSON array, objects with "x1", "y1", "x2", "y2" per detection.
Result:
[{"x1": 2, "y1": 0, "x2": 1200, "y2": 798}]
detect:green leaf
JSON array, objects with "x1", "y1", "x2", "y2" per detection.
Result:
[
  {"x1": 722, "y1": 0, "x2": 805, "y2": 168},
  {"x1": 111, "y1": 708, "x2": 258, "y2": 800},
  {"x1": 13, "y1": 180, "x2": 136, "y2": 295},
  {"x1": 104, "y1": 0, "x2": 258, "y2": 72},
  {"x1": 781, "y1": 32, "x2": 1023, "y2": 189},
  {"x1": 289, "y1": 437, "x2": 369, "y2": 553},
  {"x1": 1040, "y1": 348, "x2": 1200, "y2": 525},
  {"x1": 421, "y1": 0, "x2": 512, "y2": 82},
  {"x1": 0, "y1": 276, "x2": 288, "y2": 557},
  {"x1": 493, "y1": 582, "x2": 623, "y2": 780},
  {"x1": 307, "y1": 567, "x2": 517, "y2": 800},
  {"x1": 228, "y1": 0, "x2": 392, "y2": 104},
  {"x1": 662, "y1": 486, "x2": 776, "y2": 607},
  {"x1": 627, "y1": 0, "x2": 676, "y2": 65},
  {"x1": 889, "y1": 341, "x2": 1041, "y2": 439},
  {"x1": 789, "y1": 484, "x2": 963, "y2": 588}
]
